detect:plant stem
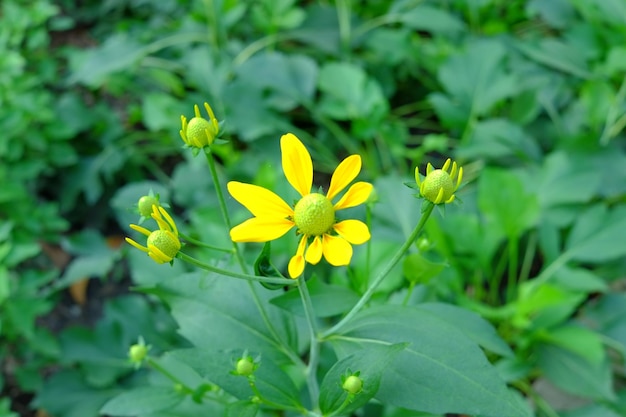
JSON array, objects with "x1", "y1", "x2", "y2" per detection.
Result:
[
  {"x1": 203, "y1": 148, "x2": 303, "y2": 367},
  {"x1": 146, "y1": 357, "x2": 194, "y2": 393},
  {"x1": 179, "y1": 232, "x2": 234, "y2": 253},
  {"x1": 298, "y1": 275, "x2": 320, "y2": 410},
  {"x1": 322, "y1": 204, "x2": 434, "y2": 338},
  {"x1": 336, "y1": 0, "x2": 352, "y2": 58},
  {"x1": 177, "y1": 252, "x2": 295, "y2": 285}
]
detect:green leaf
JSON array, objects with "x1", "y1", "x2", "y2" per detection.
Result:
[
  {"x1": 235, "y1": 52, "x2": 318, "y2": 104},
  {"x1": 142, "y1": 93, "x2": 183, "y2": 132},
  {"x1": 270, "y1": 276, "x2": 359, "y2": 317},
  {"x1": 580, "y1": 293, "x2": 626, "y2": 359},
  {"x1": 53, "y1": 254, "x2": 116, "y2": 290},
  {"x1": 169, "y1": 348, "x2": 301, "y2": 409},
  {"x1": 402, "y1": 253, "x2": 445, "y2": 285},
  {"x1": 100, "y1": 386, "x2": 185, "y2": 416},
  {"x1": 459, "y1": 119, "x2": 541, "y2": 162},
  {"x1": 566, "y1": 204, "x2": 626, "y2": 263},
  {"x1": 514, "y1": 282, "x2": 585, "y2": 330},
  {"x1": 33, "y1": 370, "x2": 121, "y2": 417},
  {"x1": 551, "y1": 266, "x2": 608, "y2": 293},
  {"x1": 69, "y1": 33, "x2": 145, "y2": 87},
  {"x1": 514, "y1": 37, "x2": 593, "y2": 79},
  {"x1": 419, "y1": 303, "x2": 513, "y2": 357},
  {"x1": 147, "y1": 272, "x2": 296, "y2": 363},
  {"x1": 319, "y1": 343, "x2": 406, "y2": 416},
  {"x1": 538, "y1": 324, "x2": 606, "y2": 365},
  {"x1": 537, "y1": 151, "x2": 604, "y2": 208},
  {"x1": 225, "y1": 400, "x2": 259, "y2": 417},
  {"x1": 333, "y1": 305, "x2": 531, "y2": 417},
  {"x1": 537, "y1": 344, "x2": 615, "y2": 401},
  {"x1": 398, "y1": 5, "x2": 466, "y2": 34},
  {"x1": 430, "y1": 39, "x2": 517, "y2": 128},
  {"x1": 478, "y1": 168, "x2": 539, "y2": 239},
  {"x1": 317, "y1": 62, "x2": 387, "y2": 120}
]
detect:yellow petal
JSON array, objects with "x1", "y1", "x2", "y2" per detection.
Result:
[
  {"x1": 130, "y1": 224, "x2": 151, "y2": 237},
  {"x1": 230, "y1": 217, "x2": 294, "y2": 242},
  {"x1": 333, "y1": 220, "x2": 370, "y2": 244},
  {"x1": 125, "y1": 237, "x2": 148, "y2": 253},
  {"x1": 288, "y1": 236, "x2": 307, "y2": 278},
  {"x1": 322, "y1": 234, "x2": 353, "y2": 266},
  {"x1": 281, "y1": 133, "x2": 312, "y2": 197},
  {"x1": 228, "y1": 181, "x2": 293, "y2": 218},
  {"x1": 305, "y1": 236, "x2": 323, "y2": 264},
  {"x1": 326, "y1": 155, "x2": 361, "y2": 201},
  {"x1": 334, "y1": 182, "x2": 373, "y2": 210}
]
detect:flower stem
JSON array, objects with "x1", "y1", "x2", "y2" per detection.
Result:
[
  {"x1": 297, "y1": 275, "x2": 320, "y2": 410},
  {"x1": 179, "y1": 232, "x2": 234, "y2": 253},
  {"x1": 203, "y1": 148, "x2": 303, "y2": 367},
  {"x1": 177, "y1": 252, "x2": 295, "y2": 285},
  {"x1": 322, "y1": 204, "x2": 435, "y2": 338},
  {"x1": 146, "y1": 357, "x2": 194, "y2": 394}
]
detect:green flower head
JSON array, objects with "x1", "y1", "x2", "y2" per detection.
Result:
[
  {"x1": 415, "y1": 158, "x2": 463, "y2": 204},
  {"x1": 180, "y1": 102, "x2": 219, "y2": 148}
]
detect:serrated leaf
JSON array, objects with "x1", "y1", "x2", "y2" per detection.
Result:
[
  {"x1": 169, "y1": 348, "x2": 301, "y2": 409},
  {"x1": 419, "y1": 303, "x2": 513, "y2": 357},
  {"x1": 332, "y1": 305, "x2": 531, "y2": 417},
  {"x1": 317, "y1": 62, "x2": 387, "y2": 120},
  {"x1": 147, "y1": 272, "x2": 297, "y2": 364},
  {"x1": 270, "y1": 276, "x2": 359, "y2": 317},
  {"x1": 320, "y1": 343, "x2": 405, "y2": 416},
  {"x1": 430, "y1": 39, "x2": 517, "y2": 127}
]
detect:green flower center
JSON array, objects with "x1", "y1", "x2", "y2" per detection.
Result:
[
  {"x1": 422, "y1": 170, "x2": 454, "y2": 202},
  {"x1": 147, "y1": 230, "x2": 180, "y2": 258},
  {"x1": 293, "y1": 193, "x2": 335, "y2": 236},
  {"x1": 186, "y1": 117, "x2": 215, "y2": 147}
]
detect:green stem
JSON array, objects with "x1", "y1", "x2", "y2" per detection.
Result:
[
  {"x1": 203, "y1": 148, "x2": 304, "y2": 368},
  {"x1": 146, "y1": 357, "x2": 194, "y2": 393},
  {"x1": 297, "y1": 275, "x2": 321, "y2": 410},
  {"x1": 336, "y1": 0, "x2": 352, "y2": 57},
  {"x1": 518, "y1": 231, "x2": 536, "y2": 287},
  {"x1": 505, "y1": 236, "x2": 519, "y2": 302},
  {"x1": 179, "y1": 232, "x2": 234, "y2": 253},
  {"x1": 322, "y1": 204, "x2": 435, "y2": 338},
  {"x1": 177, "y1": 252, "x2": 295, "y2": 285}
]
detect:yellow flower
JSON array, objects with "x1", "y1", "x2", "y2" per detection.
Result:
[
  {"x1": 180, "y1": 102, "x2": 219, "y2": 148},
  {"x1": 228, "y1": 133, "x2": 373, "y2": 278},
  {"x1": 415, "y1": 158, "x2": 463, "y2": 204},
  {"x1": 125, "y1": 205, "x2": 181, "y2": 264}
]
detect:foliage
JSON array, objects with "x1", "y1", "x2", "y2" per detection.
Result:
[{"x1": 2, "y1": 0, "x2": 626, "y2": 416}]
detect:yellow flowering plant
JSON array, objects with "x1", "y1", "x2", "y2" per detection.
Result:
[
  {"x1": 113, "y1": 101, "x2": 535, "y2": 417},
  {"x1": 228, "y1": 133, "x2": 372, "y2": 278}
]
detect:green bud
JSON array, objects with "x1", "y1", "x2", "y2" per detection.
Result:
[
  {"x1": 138, "y1": 195, "x2": 159, "y2": 217},
  {"x1": 342, "y1": 375, "x2": 363, "y2": 394},
  {"x1": 129, "y1": 344, "x2": 148, "y2": 363},
  {"x1": 235, "y1": 357, "x2": 256, "y2": 376}
]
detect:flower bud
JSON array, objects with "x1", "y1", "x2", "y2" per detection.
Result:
[
  {"x1": 138, "y1": 195, "x2": 159, "y2": 218},
  {"x1": 342, "y1": 375, "x2": 363, "y2": 394},
  {"x1": 415, "y1": 158, "x2": 463, "y2": 205},
  {"x1": 235, "y1": 356, "x2": 256, "y2": 376},
  {"x1": 180, "y1": 102, "x2": 219, "y2": 148}
]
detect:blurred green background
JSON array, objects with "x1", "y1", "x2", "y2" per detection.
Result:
[{"x1": 1, "y1": 0, "x2": 626, "y2": 416}]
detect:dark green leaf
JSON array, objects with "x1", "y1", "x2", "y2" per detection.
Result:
[
  {"x1": 332, "y1": 305, "x2": 531, "y2": 417},
  {"x1": 270, "y1": 276, "x2": 359, "y2": 317},
  {"x1": 169, "y1": 348, "x2": 301, "y2": 409},
  {"x1": 537, "y1": 344, "x2": 615, "y2": 401},
  {"x1": 101, "y1": 386, "x2": 185, "y2": 416},
  {"x1": 319, "y1": 343, "x2": 405, "y2": 416}
]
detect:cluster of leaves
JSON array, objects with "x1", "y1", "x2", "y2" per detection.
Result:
[{"x1": 4, "y1": 0, "x2": 626, "y2": 416}]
